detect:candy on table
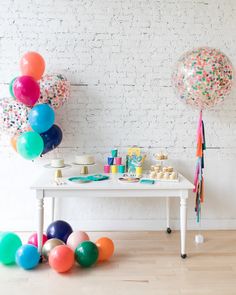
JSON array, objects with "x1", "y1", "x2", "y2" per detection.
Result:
[
  {"x1": 151, "y1": 165, "x2": 155, "y2": 171},
  {"x1": 156, "y1": 172, "x2": 164, "y2": 179},
  {"x1": 155, "y1": 152, "x2": 168, "y2": 160},
  {"x1": 167, "y1": 166, "x2": 173, "y2": 172},
  {"x1": 169, "y1": 172, "x2": 177, "y2": 180},
  {"x1": 154, "y1": 166, "x2": 161, "y2": 173},
  {"x1": 150, "y1": 171, "x2": 156, "y2": 179},
  {"x1": 162, "y1": 167, "x2": 168, "y2": 173},
  {"x1": 163, "y1": 172, "x2": 170, "y2": 179}
]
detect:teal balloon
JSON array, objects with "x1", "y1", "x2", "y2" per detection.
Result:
[
  {"x1": 9, "y1": 77, "x2": 17, "y2": 98},
  {"x1": 0, "y1": 232, "x2": 22, "y2": 265},
  {"x1": 17, "y1": 131, "x2": 44, "y2": 160},
  {"x1": 75, "y1": 241, "x2": 98, "y2": 267}
]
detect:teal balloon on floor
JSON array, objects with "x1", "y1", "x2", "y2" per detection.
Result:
[
  {"x1": 0, "y1": 232, "x2": 22, "y2": 265},
  {"x1": 16, "y1": 244, "x2": 40, "y2": 270},
  {"x1": 75, "y1": 241, "x2": 98, "y2": 267},
  {"x1": 17, "y1": 131, "x2": 44, "y2": 160}
]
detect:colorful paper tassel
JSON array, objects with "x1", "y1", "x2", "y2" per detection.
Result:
[{"x1": 194, "y1": 110, "x2": 206, "y2": 222}]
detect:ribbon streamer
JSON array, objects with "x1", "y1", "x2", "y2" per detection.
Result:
[{"x1": 194, "y1": 110, "x2": 206, "y2": 222}]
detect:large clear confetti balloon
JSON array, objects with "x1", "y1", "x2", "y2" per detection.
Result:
[
  {"x1": 38, "y1": 74, "x2": 70, "y2": 110},
  {"x1": 0, "y1": 97, "x2": 30, "y2": 135},
  {"x1": 172, "y1": 47, "x2": 233, "y2": 109}
]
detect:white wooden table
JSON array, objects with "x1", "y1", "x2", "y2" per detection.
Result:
[{"x1": 31, "y1": 173, "x2": 194, "y2": 258}]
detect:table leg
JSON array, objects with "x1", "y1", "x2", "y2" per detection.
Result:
[
  {"x1": 51, "y1": 197, "x2": 55, "y2": 222},
  {"x1": 180, "y1": 191, "x2": 188, "y2": 259},
  {"x1": 36, "y1": 190, "x2": 44, "y2": 255},
  {"x1": 166, "y1": 197, "x2": 171, "y2": 234}
]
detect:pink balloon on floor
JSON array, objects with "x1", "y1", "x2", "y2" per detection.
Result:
[
  {"x1": 28, "y1": 233, "x2": 48, "y2": 248},
  {"x1": 66, "y1": 231, "x2": 90, "y2": 251}
]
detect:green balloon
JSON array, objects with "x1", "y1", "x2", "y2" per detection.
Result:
[
  {"x1": 9, "y1": 77, "x2": 17, "y2": 98},
  {"x1": 17, "y1": 131, "x2": 44, "y2": 160},
  {"x1": 75, "y1": 241, "x2": 98, "y2": 267},
  {"x1": 0, "y1": 232, "x2": 22, "y2": 265}
]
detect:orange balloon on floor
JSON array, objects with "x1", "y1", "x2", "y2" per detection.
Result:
[
  {"x1": 49, "y1": 245, "x2": 74, "y2": 273},
  {"x1": 20, "y1": 51, "x2": 45, "y2": 81},
  {"x1": 10, "y1": 135, "x2": 18, "y2": 152},
  {"x1": 96, "y1": 237, "x2": 114, "y2": 262}
]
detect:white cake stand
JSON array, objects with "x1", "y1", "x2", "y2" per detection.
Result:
[{"x1": 71, "y1": 162, "x2": 96, "y2": 175}]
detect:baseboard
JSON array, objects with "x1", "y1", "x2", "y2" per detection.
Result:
[{"x1": 1, "y1": 218, "x2": 236, "y2": 232}]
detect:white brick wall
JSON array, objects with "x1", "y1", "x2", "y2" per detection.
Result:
[{"x1": 0, "y1": 0, "x2": 236, "y2": 231}]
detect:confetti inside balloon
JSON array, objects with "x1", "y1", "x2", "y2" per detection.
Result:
[
  {"x1": 0, "y1": 97, "x2": 30, "y2": 135},
  {"x1": 172, "y1": 47, "x2": 233, "y2": 109},
  {"x1": 38, "y1": 74, "x2": 70, "y2": 110}
]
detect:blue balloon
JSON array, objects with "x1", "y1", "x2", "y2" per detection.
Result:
[
  {"x1": 28, "y1": 104, "x2": 55, "y2": 133},
  {"x1": 40, "y1": 124, "x2": 63, "y2": 154},
  {"x1": 15, "y1": 244, "x2": 40, "y2": 270},
  {"x1": 46, "y1": 220, "x2": 73, "y2": 243}
]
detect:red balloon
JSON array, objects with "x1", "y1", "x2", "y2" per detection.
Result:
[
  {"x1": 49, "y1": 245, "x2": 74, "y2": 273},
  {"x1": 28, "y1": 233, "x2": 48, "y2": 248},
  {"x1": 13, "y1": 76, "x2": 40, "y2": 107}
]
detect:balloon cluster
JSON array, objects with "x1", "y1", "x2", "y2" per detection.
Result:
[
  {"x1": 0, "y1": 220, "x2": 115, "y2": 273},
  {"x1": 0, "y1": 51, "x2": 70, "y2": 160}
]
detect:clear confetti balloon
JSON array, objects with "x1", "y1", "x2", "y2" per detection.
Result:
[
  {"x1": 0, "y1": 97, "x2": 30, "y2": 135},
  {"x1": 172, "y1": 47, "x2": 233, "y2": 109},
  {"x1": 38, "y1": 74, "x2": 70, "y2": 110}
]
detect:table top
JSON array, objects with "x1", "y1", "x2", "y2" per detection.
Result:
[{"x1": 31, "y1": 172, "x2": 194, "y2": 191}]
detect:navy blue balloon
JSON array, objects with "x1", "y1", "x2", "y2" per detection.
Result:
[
  {"x1": 40, "y1": 124, "x2": 63, "y2": 154},
  {"x1": 46, "y1": 220, "x2": 73, "y2": 243}
]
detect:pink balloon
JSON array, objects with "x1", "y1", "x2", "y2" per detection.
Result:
[
  {"x1": 13, "y1": 76, "x2": 40, "y2": 107},
  {"x1": 28, "y1": 233, "x2": 48, "y2": 248},
  {"x1": 66, "y1": 231, "x2": 90, "y2": 251}
]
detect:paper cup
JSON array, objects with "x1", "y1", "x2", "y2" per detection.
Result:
[
  {"x1": 135, "y1": 166, "x2": 142, "y2": 177},
  {"x1": 118, "y1": 165, "x2": 125, "y2": 173},
  {"x1": 108, "y1": 157, "x2": 114, "y2": 165},
  {"x1": 111, "y1": 149, "x2": 118, "y2": 157},
  {"x1": 114, "y1": 157, "x2": 122, "y2": 165},
  {"x1": 104, "y1": 165, "x2": 110, "y2": 173},
  {"x1": 111, "y1": 165, "x2": 118, "y2": 174}
]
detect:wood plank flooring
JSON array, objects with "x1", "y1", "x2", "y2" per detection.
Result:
[{"x1": 0, "y1": 231, "x2": 236, "y2": 295}]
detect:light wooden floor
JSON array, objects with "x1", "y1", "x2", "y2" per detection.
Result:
[{"x1": 1, "y1": 231, "x2": 236, "y2": 295}]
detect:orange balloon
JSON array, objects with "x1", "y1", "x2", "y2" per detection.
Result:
[
  {"x1": 96, "y1": 237, "x2": 114, "y2": 262},
  {"x1": 10, "y1": 134, "x2": 18, "y2": 152},
  {"x1": 20, "y1": 52, "x2": 45, "y2": 81},
  {"x1": 49, "y1": 245, "x2": 74, "y2": 273}
]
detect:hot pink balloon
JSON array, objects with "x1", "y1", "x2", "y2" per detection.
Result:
[
  {"x1": 13, "y1": 75, "x2": 40, "y2": 107},
  {"x1": 28, "y1": 233, "x2": 48, "y2": 248},
  {"x1": 66, "y1": 231, "x2": 90, "y2": 251}
]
